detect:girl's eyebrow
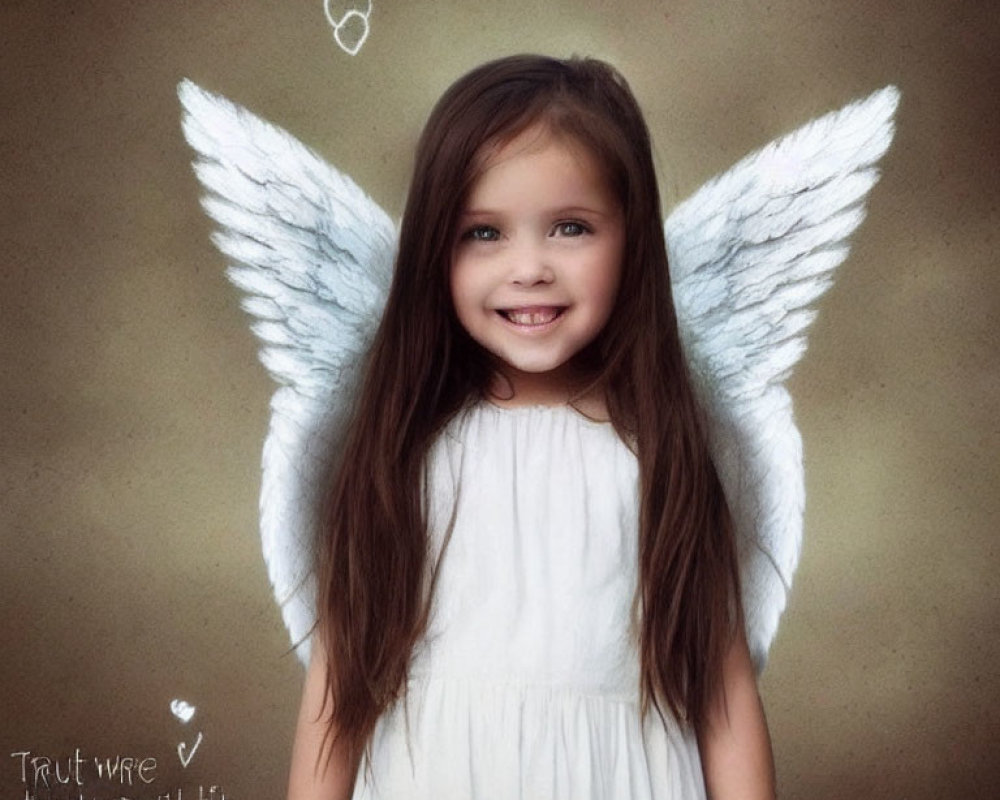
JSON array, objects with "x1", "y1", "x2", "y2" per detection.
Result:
[
  {"x1": 552, "y1": 205, "x2": 617, "y2": 218},
  {"x1": 459, "y1": 205, "x2": 615, "y2": 218}
]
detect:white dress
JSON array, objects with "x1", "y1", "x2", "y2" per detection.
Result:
[{"x1": 352, "y1": 403, "x2": 706, "y2": 799}]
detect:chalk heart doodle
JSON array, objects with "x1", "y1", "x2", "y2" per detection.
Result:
[
  {"x1": 170, "y1": 698, "x2": 197, "y2": 724},
  {"x1": 324, "y1": 0, "x2": 372, "y2": 56},
  {"x1": 178, "y1": 731, "x2": 203, "y2": 769}
]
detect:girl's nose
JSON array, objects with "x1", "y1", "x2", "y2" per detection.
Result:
[{"x1": 509, "y1": 241, "x2": 554, "y2": 286}]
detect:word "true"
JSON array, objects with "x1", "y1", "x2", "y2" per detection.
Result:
[{"x1": 10, "y1": 749, "x2": 157, "y2": 789}]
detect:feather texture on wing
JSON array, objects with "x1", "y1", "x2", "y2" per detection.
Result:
[
  {"x1": 665, "y1": 86, "x2": 900, "y2": 670},
  {"x1": 179, "y1": 80, "x2": 396, "y2": 664}
]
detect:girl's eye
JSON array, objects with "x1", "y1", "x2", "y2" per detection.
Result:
[
  {"x1": 553, "y1": 221, "x2": 589, "y2": 237},
  {"x1": 463, "y1": 225, "x2": 500, "y2": 242}
]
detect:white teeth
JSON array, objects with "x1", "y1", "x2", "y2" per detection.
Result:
[{"x1": 505, "y1": 309, "x2": 559, "y2": 325}]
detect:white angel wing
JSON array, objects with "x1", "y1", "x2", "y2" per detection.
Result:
[
  {"x1": 179, "y1": 80, "x2": 396, "y2": 665},
  {"x1": 666, "y1": 86, "x2": 900, "y2": 671}
]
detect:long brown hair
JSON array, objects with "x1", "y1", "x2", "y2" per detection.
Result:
[{"x1": 316, "y1": 54, "x2": 740, "y2": 764}]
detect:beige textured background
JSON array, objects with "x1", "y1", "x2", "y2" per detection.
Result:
[{"x1": 2, "y1": 1, "x2": 997, "y2": 797}]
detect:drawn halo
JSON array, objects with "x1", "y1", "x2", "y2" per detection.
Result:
[{"x1": 323, "y1": 0, "x2": 372, "y2": 56}]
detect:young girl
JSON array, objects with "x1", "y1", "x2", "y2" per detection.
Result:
[{"x1": 287, "y1": 54, "x2": 775, "y2": 799}]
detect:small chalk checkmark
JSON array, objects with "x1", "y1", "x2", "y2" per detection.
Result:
[{"x1": 178, "y1": 732, "x2": 203, "y2": 768}]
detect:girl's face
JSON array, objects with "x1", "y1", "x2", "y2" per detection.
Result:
[{"x1": 450, "y1": 126, "x2": 624, "y2": 402}]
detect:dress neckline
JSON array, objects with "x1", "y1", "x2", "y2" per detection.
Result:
[{"x1": 475, "y1": 399, "x2": 614, "y2": 428}]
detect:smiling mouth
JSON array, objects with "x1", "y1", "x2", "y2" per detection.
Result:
[{"x1": 498, "y1": 306, "x2": 566, "y2": 326}]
